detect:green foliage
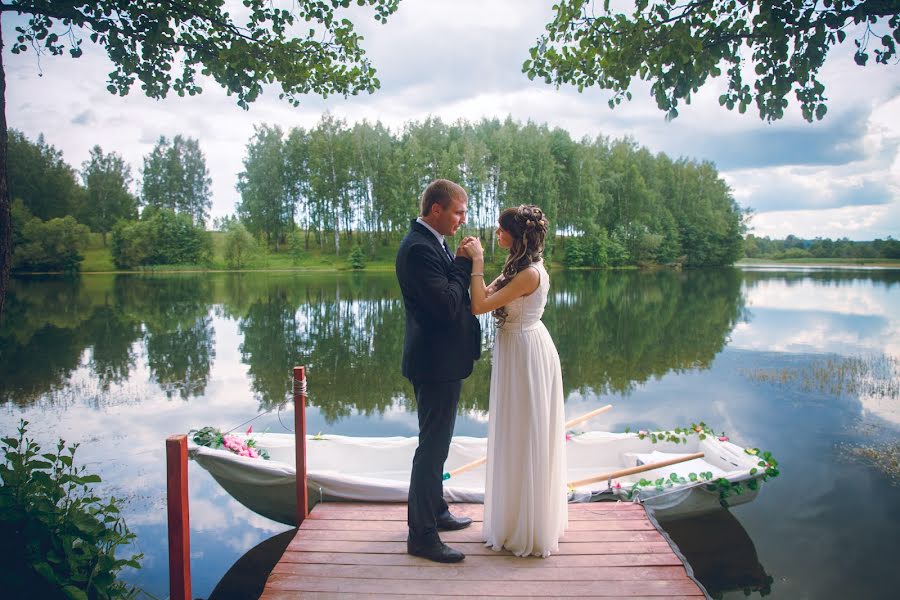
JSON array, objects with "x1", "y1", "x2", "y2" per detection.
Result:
[
  {"x1": 223, "y1": 222, "x2": 260, "y2": 270},
  {"x1": 9, "y1": 0, "x2": 401, "y2": 107},
  {"x1": 563, "y1": 229, "x2": 609, "y2": 267},
  {"x1": 348, "y1": 245, "x2": 366, "y2": 270},
  {"x1": 0, "y1": 420, "x2": 141, "y2": 599},
  {"x1": 141, "y1": 135, "x2": 212, "y2": 226},
  {"x1": 526, "y1": 0, "x2": 899, "y2": 122},
  {"x1": 7, "y1": 130, "x2": 84, "y2": 220},
  {"x1": 289, "y1": 229, "x2": 306, "y2": 265},
  {"x1": 745, "y1": 234, "x2": 900, "y2": 260},
  {"x1": 238, "y1": 115, "x2": 742, "y2": 267},
  {"x1": 237, "y1": 125, "x2": 293, "y2": 250},
  {"x1": 12, "y1": 202, "x2": 91, "y2": 272},
  {"x1": 110, "y1": 208, "x2": 211, "y2": 269},
  {"x1": 623, "y1": 422, "x2": 780, "y2": 507},
  {"x1": 79, "y1": 146, "x2": 137, "y2": 242}
]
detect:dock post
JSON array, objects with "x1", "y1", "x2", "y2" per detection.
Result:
[
  {"x1": 166, "y1": 434, "x2": 191, "y2": 600},
  {"x1": 293, "y1": 366, "x2": 309, "y2": 525}
]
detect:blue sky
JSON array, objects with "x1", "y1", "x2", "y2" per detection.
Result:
[{"x1": 5, "y1": 0, "x2": 899, "y2": 240}]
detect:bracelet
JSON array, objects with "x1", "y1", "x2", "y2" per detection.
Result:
[{"x1": 470, "y1": 272, "x2": 484, "y2": 277}]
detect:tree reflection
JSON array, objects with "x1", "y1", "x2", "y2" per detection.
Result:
[
  {"x1": 122, "y1": 276, "x2": 216, "y2": 400},
  {"x1": 549, "y1": 269, "x2": 746, "y2": 395},
  {"x1": 2, "y1": 268, "x2": 751, "y2": 413}
]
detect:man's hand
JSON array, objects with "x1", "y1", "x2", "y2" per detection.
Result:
[{"x1": 456, "y1": 236, "x2": 477, "y2": 257}]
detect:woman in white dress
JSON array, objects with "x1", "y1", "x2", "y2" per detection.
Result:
[{"x1": 462, "y1": 204, "x2": 567, "y2": 558}]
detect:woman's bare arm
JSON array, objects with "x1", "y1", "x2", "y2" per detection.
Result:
[{"x1": 470, "y1": 268, "x2": 539, "y2": 316}]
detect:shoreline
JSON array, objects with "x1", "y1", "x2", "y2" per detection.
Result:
[
  {"x1": 737, "y1": 258, "x2": 900, "y2": 269},
  {"x1": 12, "y1": 258, "x2": 900, "y2": 276}
]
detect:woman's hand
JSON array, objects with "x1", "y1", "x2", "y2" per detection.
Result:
[{"x1": 463, "y1": 238, "x2": 484, "y2": 261}]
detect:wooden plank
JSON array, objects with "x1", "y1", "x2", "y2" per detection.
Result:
[
  {"x1": 263, "y1": 593, "x2": 702, "y2": 600},
  {"x1": 264, "y1": 574, "x2": 704, "y2": 596},
  {"x1": 262, "y1": 502, "x2": 704, "y2": 599},
  {"x1": 286, "y1": 539, "x2": 676, "y2": 555},
  {"x1": 305, "y1": 508, "x2": 647, "y2": 522},
  {"x1": 298, "y1": 517, "x2": 656, "y2": 531},
  {"x1": 270, "y1": 563, "x2": 689, "y2": 581},
  {"x1": 276, "y1": 551, "x2": 685, "y2": 568},
  {"x1": 291, "y1": 528, "x2": 666, "y2": 544},
  {"x1": 307, "y1": 503, "x2": 645, "y2": 516}
]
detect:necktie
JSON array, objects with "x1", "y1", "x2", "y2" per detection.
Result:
[{"x1": 443, "y1": 240, "x2": 454, "y2": 262}]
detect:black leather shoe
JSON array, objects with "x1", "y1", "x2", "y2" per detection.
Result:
[
  {"x1": 407, "y1": 538, "x2": 465, "y2": 563},
  {"x1": 436, "y1": 513, "x2": 473, "y2": 531}
]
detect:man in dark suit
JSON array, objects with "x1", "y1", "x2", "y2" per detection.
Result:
[{"x1": 396, "y1": 179, "x2": 482, "y2": 563}]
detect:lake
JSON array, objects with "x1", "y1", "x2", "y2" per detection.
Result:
[{"x1": 1, "y1": 267, "x2": 898, "y2": 599}]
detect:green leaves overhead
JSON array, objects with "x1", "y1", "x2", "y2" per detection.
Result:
[
  {"x1": 7, "y1": 0, "x2": 402, "y2": 107},
  {"x1": 526, "y1": 0, "x2": 900, "y2": 122}
]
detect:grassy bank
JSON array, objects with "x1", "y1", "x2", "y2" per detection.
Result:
[{"x1": 79, "y1": 232, "x2": 515, "y2": 273}]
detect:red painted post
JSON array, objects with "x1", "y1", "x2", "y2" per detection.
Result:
[
  {"x1": 293, "y1": 366, "x2": 309, "y2": 525},
  {"x1": 166, "y1": 434, "x2": 191, "y2": 600}
]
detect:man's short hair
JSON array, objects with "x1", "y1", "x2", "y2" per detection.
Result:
[{"x1": 420, "y1": 179, "x2": 467, "y2": 217}]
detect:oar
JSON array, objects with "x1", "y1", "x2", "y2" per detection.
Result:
[
  {"x1": 442, "y1": 404, "x2": 613, "y2": 481},
  {"x1": 566, "y1": 451, "x2": 705, "y2": 489}
]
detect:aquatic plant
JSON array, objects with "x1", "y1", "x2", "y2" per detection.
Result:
[{"x1": 0, "y1": 420, "x2": 142, "y2": 599}]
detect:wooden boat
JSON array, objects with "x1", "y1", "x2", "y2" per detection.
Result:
[{"x1": 189, "y1": 427, "x2": 775, "y2": 526}]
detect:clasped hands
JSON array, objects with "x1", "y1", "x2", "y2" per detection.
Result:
[{"x1": 455, "y1": 236, "x2": 484, "y2": 261}]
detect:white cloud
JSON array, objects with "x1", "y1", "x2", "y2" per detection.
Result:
[{"x1": 4, "y1": 0, "x2": 898, "y2": 238}]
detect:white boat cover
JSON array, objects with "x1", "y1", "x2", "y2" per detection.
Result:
[{"x1": 188, "y1": 430, "x2": 764, "y2": 526}]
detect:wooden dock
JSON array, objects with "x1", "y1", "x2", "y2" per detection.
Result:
[{"x1": 260, "y1": 502, "x2": 706, "y2": 599}]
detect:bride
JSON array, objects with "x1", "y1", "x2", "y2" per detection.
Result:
[{"x1": 462, "y1": 204, "x2": 567, "y2": 558}]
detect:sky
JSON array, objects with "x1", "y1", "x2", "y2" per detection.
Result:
[{"x1": 4, "y1": 0, "x2": 899, "y2": 240}]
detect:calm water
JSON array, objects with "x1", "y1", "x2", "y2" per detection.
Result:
[{"x1": 1, "y1": 268, "x2": 898, "y2": 599}]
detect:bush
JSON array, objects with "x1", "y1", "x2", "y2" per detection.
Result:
[
  {"x1": 563, "y1": 229, "x2": 615, "y2": 268},
  {"x1": 775, "y1": 248, "x2": 812, "y2": 259},
  {"x1": 111, "y1": 207, "x2": 211, "y2": 269},
  {"x1": 11, "y1": 200, "x2": 91, "y2": 272},
  {"x1": 0, "y1": 420, "x2": 141, "y2": 599},
  {"x1": 223, "y1": 222, "x2": 259, "y2": 269},
  {"x1": 348, "y1": 245, "x2": 366, "y2": 270},
  {"x1": 289, "y1": 229, "x2": 305, "y2": 265}
]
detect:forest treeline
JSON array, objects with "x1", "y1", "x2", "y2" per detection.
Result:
[
  {"x1": 6, "y1": 115, "x2": 745, "y2": 270},
  {"x1": 234, "y1": 115, "x2": 744, "y2": 267},
  {"x1": 744, "y1": 234, "x2": 900, "y2": 260},
  {"x1": 11, "y1": 116, "x2": 896, "y2": 272}
]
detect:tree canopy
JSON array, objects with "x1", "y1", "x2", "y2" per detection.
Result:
[
  {"x1": 525, "y1": 0, "x2": 900, "y2": 122},
  {"x1": 142, "y1": 135, "x2": 212, "y2": 226},
  {"x1": 80, "y1": 145, "x2": 137, "y2": 242},
  {"x1": 236, "y1": 115, "x2": 744, "y2": 267},
  {"x1": 0, "y1": 0, "x2": 401, "y2": 317}
]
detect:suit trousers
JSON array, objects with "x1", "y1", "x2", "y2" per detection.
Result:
[{"x1": 407, "y1": 378, "x2": 461, "y2": 543}]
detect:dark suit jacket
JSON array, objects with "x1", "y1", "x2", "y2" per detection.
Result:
[{"x1": 396, "y1": 220, "x2": 482, "y2": 382}]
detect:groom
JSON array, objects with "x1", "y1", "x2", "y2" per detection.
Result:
[{"x1": 396, "y1": 179, "x2": 482, "y2": 563}]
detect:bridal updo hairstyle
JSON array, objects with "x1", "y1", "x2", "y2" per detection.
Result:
[{"x1": 493, "y1": 204, "x2": 549, "y2": 326}]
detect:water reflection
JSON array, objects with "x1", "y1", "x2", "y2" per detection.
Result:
[
  {"x1": 657, "y1": 511, "x2": 771, "y2": 599},
  {"x1": 2, "y1": 268, "x2": 899, "y2": 599},
  {"x1": 0, "y1": 269, "x2": 749, "y2": 416}
]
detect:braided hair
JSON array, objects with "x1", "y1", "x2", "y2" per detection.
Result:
[{"x1": 492, "y1": 204, "x2": 549, "y2": 326}]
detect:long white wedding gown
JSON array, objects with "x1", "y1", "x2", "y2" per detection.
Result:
[{"x1": 482, "y1": 259, "x2": 568, "y2": 557}]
